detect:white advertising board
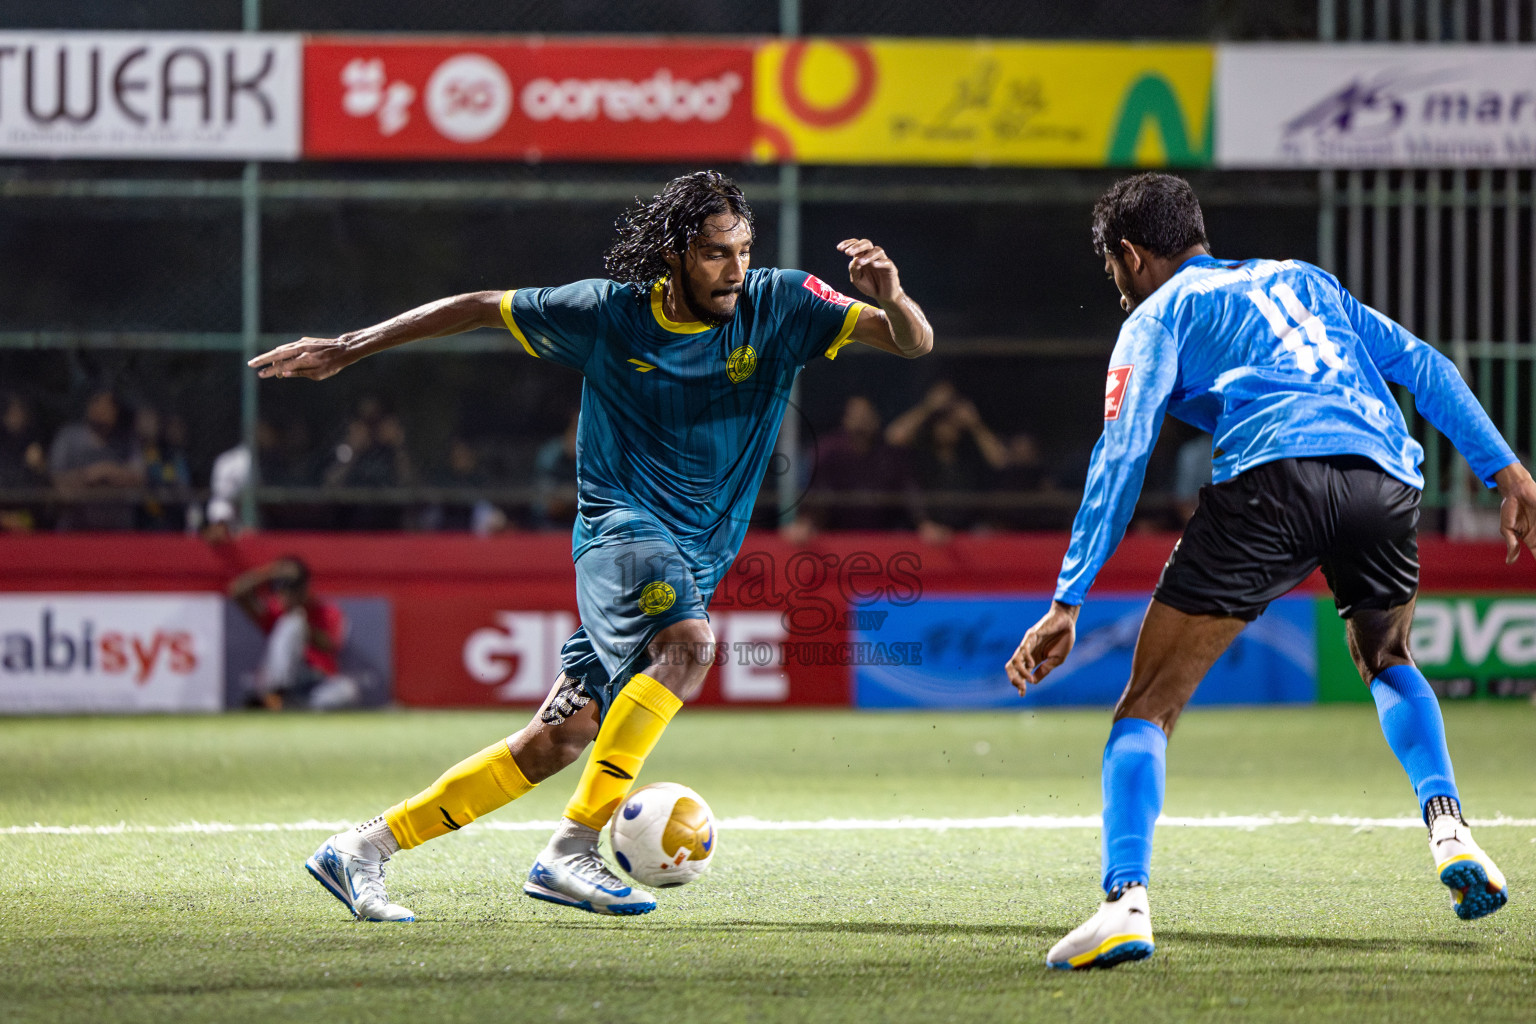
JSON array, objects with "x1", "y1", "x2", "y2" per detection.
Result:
[
  {"x1": 0, "y1": 594, "x2": 224, "y2": 713},
  {"x1": 0, "y1": 32, "x2": 301, "y2": 159},
  {"x1": 1217, "y1": 44, "x2": 1536, "y2": 167}
]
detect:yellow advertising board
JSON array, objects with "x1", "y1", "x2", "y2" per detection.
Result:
[{"x1": 753, "y1": 40, "x2": 1213, "y2": 167}]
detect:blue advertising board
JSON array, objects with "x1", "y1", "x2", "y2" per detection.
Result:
[{"x1": 852, "y1": 593, "x2": 1316, "y2": 709}]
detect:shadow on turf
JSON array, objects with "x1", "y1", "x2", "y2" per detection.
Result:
[
  {"x1": 1156, "y1": 930, "x2": 1479, "y2": 954},
  {"x1": 544, "y1": 920, "x2": 1059, "y2": 939},
  {"x1": 544, "y1": 920, "x2": 1480, "y2": 954}
]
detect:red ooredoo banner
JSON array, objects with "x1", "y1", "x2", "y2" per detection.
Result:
[{"x1": 304, "y1": 38, "x2": 754, "y2": 160}]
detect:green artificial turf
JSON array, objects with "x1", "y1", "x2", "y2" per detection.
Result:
[{"x1": 1, "y1": 705, "x2": 1533, "y2": 1023}]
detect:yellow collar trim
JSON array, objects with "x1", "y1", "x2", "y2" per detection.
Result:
[{"x1": 650, "y1": 279, "x2": 716, "y2": 334}]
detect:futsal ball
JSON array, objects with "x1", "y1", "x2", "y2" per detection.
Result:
[{"x1": 609, "y1": 782, "x2": 716, "y2": 887}]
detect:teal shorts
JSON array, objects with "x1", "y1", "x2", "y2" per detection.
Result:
[{"x1": 559, "y1": 526, "x2": 711, "y2": 719}]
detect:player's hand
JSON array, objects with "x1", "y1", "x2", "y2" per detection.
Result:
[
  {"x1": 837, "y1": 238, "x2": 902, "y2": 303},
  {"x1": 1494, "y1": 463, "x2": 1536, "y2": 564},
  {"x1": 1005, "y1": 601, "x2": 1080, "y2": 695},
  {"x1": 249, "y1": 337, "x2": 358, "y2": 380}
]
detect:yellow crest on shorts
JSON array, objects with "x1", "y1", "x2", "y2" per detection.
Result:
[
  {"x1": 726, "y1": 344, "x2": 757, "y2": 383},
  {"x1": 662, "y1": 797, "x2": 714, "y2": 861},
  {"x1": 639, "y1": 581, "x2": 676, "y2": 616}
]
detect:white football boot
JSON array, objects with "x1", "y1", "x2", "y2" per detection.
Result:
[
  {"x1": 1046, "y1": 884, "x2": 1155, "y2": 970},
  {"x1": 1429, "y1": 816, "x2": 1508, "y2": 920},
  {"x1": 305, "y1": 831, "x2": 416, "y2": 922},
  {"x1": 524, "y1": 821, "x2": 656, "y2": 916}
]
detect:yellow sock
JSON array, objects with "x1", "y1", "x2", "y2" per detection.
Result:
[
  {"x1": 563, "y1": 673, "x2": 682, "y2": 829},
  {"x1": 385, "y1": 739, "x2": 534, "y2": 850}
]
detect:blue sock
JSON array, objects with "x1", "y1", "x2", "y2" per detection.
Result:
[
  {"x1": 1100, "y1": 717, "x2": 1168, "y2": 894},
  {"x1": 1370, "y1": 664, "x2": 1459, "y2": 819}
]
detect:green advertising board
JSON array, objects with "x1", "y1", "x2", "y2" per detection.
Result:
[{"x1": 1317, "y1": 594, "x2": 1536, "y2": 702}]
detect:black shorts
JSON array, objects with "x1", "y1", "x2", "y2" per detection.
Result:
[{"x1": 1155, "y1": 455, "x2": 1420, "y2": 622}]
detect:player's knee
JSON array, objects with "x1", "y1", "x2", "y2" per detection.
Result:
[
  {"x1": 548, "y1": 724, "x2": 596, "y2": 768},
  {"x1": 647, "y1": 618, "x2": 716, "y2": 701},
  {"x1": 509, "y1": 713, "x2": 597, "y2": 784},
  {"x1": 1345, "y1": 609, "x2": 1414, "y2": 683}
]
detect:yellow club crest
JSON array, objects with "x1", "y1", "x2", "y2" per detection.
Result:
[
  {"x1": 726, "y1": 344, "x2": 757, "y2": 383},
  {"x1": 638, "y1": 581, "x2": 676, "y2": 616},
  {"x1": 662, "y1": 797, "x2": 714, "y2": 862}
]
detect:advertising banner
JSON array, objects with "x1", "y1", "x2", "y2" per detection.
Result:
[
  {"x1": 753, "y1": 40, "x2": 1212, "y2": 167},
  {"x1": 0, "y1": 32, "x2": 301, "y2": 159},
  {"x1": 393, "y1": 593, "x2": 848, "y2": 708},
  {"x1": 1318, "y1": 594, "x2": 1536, "y2": 701},
  {"x1": 853, "y1": 594, "x2": 1316, "y2": 708},
  {"x1": 1216, "y1": 44, "x2": 1536, "y2": 168},
  {"x1": 304, "y1": 38, "x2": 754, "y2": 160},
  {"x1": 0, "y1": 593, "x2": 224, "y2": 713}
]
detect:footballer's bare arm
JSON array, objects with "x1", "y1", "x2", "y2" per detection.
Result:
[
  {"x1": 249, "y1": 290, "x2": 505, "y2": 381},
  {"x1": 837, "y1": 238, "x2": 933, "y2": 359}
]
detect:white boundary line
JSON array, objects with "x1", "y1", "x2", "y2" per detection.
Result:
[{"x1": 3, "y1": 814, "x2": 1535, "y2": 836}]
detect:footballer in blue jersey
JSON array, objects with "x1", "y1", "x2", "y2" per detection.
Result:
[
  {"x1": 252, "y1": 171, "x2": 933, "y2": 920},
  {"x1": 1003, "y1": 174, "x2": 1536, "y2": 970}
]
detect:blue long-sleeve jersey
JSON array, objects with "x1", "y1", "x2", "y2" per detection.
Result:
[{"x1": 1055, "y1": 254, "x2": 1516, "y2": 606}]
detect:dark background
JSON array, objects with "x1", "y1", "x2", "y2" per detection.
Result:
[{"x1": 0, "y1": 1, "x2": 1340, "y2": 521}]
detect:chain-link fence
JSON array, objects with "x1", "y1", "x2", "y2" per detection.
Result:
[{"x1": 0, "y1": 0, "x2": 1528, "y2": 535}]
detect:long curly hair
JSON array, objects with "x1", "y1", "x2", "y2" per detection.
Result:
[{"x1": 604, "y1": 171, "x2": 755, "y2": 286}]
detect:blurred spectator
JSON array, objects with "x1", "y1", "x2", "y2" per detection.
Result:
[
  {"x1": 997, "y1": 432, "x2": 1047, "y2": 490},
  {"x1": 201, "y1": 418, "x2": 284, "y2": 540},
  {"x1": 50, "y1": 389, "x2": 144, "y2": 531},
  {"x1": 419, "y1": 436, "x2": 507, "y2": 534},
  {"x1": 990, "y1": 431, "x2": 1062, "y2": 530},
  {"x1": 229, "y1": 556, "x2": 357, "y2": 711},
  {"x1": 886, "y1": 382, "x2": 1009, "y2": 532},
  {"x1": 801, "y1": 395, "x2": 922, "y2": 532},
  {"x1": 268, "y1": 416, "x2": 320, "y2": 486},
  {"x1": 531, "y1": 410, "x2": 579, "y2": 530},
  {"x1": 134, "y1": 405, "x2": 193, "y2": 531},
  {"x1": 0, "y1": 393, "x2": 49, "y2": 532},
  {"x1": 324, "y1": 399, "x2": 414, "y2": 529}
]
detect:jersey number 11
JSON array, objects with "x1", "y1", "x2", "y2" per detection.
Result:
[{"x1": 1246, "y1": 283, "x2": 1346, "y2": 375}]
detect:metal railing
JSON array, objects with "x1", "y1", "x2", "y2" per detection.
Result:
[{"x1": 1317, "y1": 0, "x2": 1536, "y2": 513}]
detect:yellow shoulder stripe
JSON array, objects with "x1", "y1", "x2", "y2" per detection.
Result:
[
  {"x1": 824, "y1": 301, "x2": 870, "y2": 361},
  {"x1": 499, "y1": 289, "x2": 538, "y2": 358}
]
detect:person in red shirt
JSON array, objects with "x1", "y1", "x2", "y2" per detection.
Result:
[{"x1": 229, "y1": 557, "x2": 353, "y2": 709}]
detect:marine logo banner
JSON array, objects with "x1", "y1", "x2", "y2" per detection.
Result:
[{"x1": 1217, "y1": 44, "x2": 1536, "y2": 167}]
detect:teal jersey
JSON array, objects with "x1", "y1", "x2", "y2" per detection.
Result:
[{"x1": 501, "y1": 268, "x2": 867, "y2": 596}]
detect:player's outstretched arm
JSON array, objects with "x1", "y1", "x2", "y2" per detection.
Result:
[
  {"x1": 1005, "y1": 601, "x2": 1080, "y2": 695},
  {"x1": 836, "y1": 238, "x2": 933, "y2": 358},
  {"x1": 249, "y1": 291, "x2": 505, "y2": 380},
  {"x1": 1494, "y1": 463, "x2": 1536, "y2": 565}
]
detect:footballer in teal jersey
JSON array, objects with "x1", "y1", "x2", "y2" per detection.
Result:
[
  {"x1": 1004, "y1": 174, "x2": 1536, "y2": 970},
  {"x1": 253, "y1": 171, "x2": 933, "y2": 919},
  {"x1": 504, "y1": 267, "x2": 871, "y2": 720}
]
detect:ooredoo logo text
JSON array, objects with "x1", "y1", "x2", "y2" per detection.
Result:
[{"x1": 339, "y1": 51, "x2": 744, "y2": 144}]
